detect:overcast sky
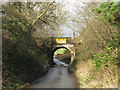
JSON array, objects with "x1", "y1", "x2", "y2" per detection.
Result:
[
  {"x1": 58, "y1": 1, "x2": 85, "y2": 37},
  {"x1": 0, "y1": 0, "x2": 85, "y2": 37},
  {"x1": 1, "y1": 0, "x2": 119, "y2": 37}
]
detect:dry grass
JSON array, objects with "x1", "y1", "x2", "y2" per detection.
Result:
[{"x1": 75, "y1": 60, "x2": 118, "y2": 88}]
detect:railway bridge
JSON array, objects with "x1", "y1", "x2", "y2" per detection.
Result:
[{"x1": 52, "y1": 37, "x2": 75, "y2": 64}]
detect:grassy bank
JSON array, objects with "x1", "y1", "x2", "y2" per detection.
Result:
[
  {"x1": 69, "y1": 41, "x2": 119, "y2": 88},
  {"x1": 68, "y1": 2, "x2": 119, "y2": 88}
]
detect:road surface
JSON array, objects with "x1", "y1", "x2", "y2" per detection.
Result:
[{"x1": 28, "y1": 58, "x2": 76, "y2": 88}]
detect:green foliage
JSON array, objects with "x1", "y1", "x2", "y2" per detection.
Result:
[
  {"x1": 108, "y1": 35, "x2": 120, "y2": 48},
  {"x1": 95, "y1": 2, "x2": 120, "y2": 25},
  {"x1": 91, "y1": 2, "x2": 120, "y2": 70},
  {"x1": 72, "y1": 2, "x2": 119, "y2": 88},
  {"x1": 91, "y1": 40, "x2": 119, "y2": 70},
  {"x1": 92, "y1": 53, "x2": 107, "y2": 69},
  {"x1": 54, "y1": 48, "x2": 67, "y2": 55}
]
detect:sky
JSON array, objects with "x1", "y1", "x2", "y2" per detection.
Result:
[
  {"x1": 1, "y1": 0, "x2": 119, "y2": 37},
  {"x1": 60, "y1": 26, "x2": 74, "y2": 37},
  {"x1": 0, "y1": 0, "x2": 84, "y2": 37},
  {"x1": 55, "y1": 0, "x2": 120, "y2": 37},
  {"x1": 58, "y1": 1, "x2": 85, "y2": 37}
]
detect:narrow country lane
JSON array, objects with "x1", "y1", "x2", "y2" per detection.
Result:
[{"x1": 28, "y1": 58, "x2": 76, "y2": 88}]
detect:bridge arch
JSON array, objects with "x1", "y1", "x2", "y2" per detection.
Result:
[{"x1": 52, "y1": 44, "x2": 75, "y2": 65}]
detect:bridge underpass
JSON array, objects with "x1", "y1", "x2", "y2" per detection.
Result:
[
  {"x1": 29, "y1": 37, "x2": 77, "y2": 88},
  {"x1": 52, "y1": 44, "x2": 75, "y2": 65},
  {"x1": 34, "y1": 37, "x2": 75, "y2": 65}
]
